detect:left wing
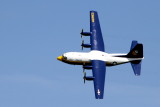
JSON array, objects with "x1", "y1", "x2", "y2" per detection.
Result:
[{"x1": 90, "y1": 11, "x2": 105, "y2": 52}]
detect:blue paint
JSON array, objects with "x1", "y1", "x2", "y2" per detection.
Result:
[
  {"x1": 92, "y1": 60, "x2": 106, "y2": 99},
  {"x1": 131, "y1": 61, "x2": 142, "y2": 76},
  {"x1": 90, "y1": 11, "x2": 105, "y2": 52},
  {"x1": 129, "y1": 41, "x2": 143, "y2": 76},
  {"x1": 130, "y1": 40, "x2": 138, "y2": 50},
  {"x1": 89, "y1": 11, "x2": 106, "y2": 99}
]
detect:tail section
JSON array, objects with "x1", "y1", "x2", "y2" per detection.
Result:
[
  {"x1": 131, "y1": 61, "x2": 142, "y2": 75},
  {"x1": 127, "y1": 41, "x2": 143, "y2": 58},
  {"x1": 128, "y1": 41, "x2": 144, "y2": 76}
]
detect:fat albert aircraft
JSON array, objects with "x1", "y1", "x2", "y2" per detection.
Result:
[{"x1": 57, "y1": 11, "x2": 144, "y2": 99}]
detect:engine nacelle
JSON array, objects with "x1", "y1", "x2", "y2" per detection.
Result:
[
  {"x1": 83, "y1": 72, "x2": 94, "y2": 83},
  {"x1": 81, "y1": 32, "x2": 91, "y2": 36},
  {"x1": 81, "y1": 43, "x2": 91, "y2": 50},
  {"x1": 84, "y1": 76, "x2": 94, "y2": 81},
  {"x1": 83, "y1": 65, "x2": 92, "y2": 69},
  {"x1": 81, "y1": 40, "x2": 91, "y2": 50},
  {"x1": 81, "y1": 43, "x2": 91, "y2": 48},
  {"x1": 80, "y1": 29, "x2": 91, "y2": 38}
]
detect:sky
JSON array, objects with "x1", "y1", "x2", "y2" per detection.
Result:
[{"x1": 0, "y1": 0, "x2": 160, "y2": 107}]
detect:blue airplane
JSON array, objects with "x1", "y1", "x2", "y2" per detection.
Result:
[{"x1": 57, "y1": 11, "x2": 144, "y2": 99}]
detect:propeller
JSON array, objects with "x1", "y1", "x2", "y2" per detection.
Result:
[
  {"x1": 80, "y1": 29, "x2": 83, "y2": 38},
  {"x1": 83, "y1": 68, "x2": 85, "y2": 72},
  {"x1": 83, "y1": 72, "x2": 86, "y2": 84},
  {"x1": 81, "y1": 40, "x2": 84, "y2": 50}
]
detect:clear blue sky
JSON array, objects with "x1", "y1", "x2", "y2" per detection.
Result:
[{"x1": 0, "y1": 0, "x2": 160, "y2": 107}]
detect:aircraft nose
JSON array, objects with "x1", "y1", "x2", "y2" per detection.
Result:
[{"x1": 57, "y1": 56, "x2": 63, "y2": 61}]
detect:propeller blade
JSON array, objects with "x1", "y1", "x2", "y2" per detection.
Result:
[
  {"x1": 81, "y1": 40, "x2": 84, "y2": 50},
  {"x1": 83, "y1": 72, "x2": 86, "y2": 84},
  {"x1": 80, "y1": 29, "x2": 83, "y2": 38}
]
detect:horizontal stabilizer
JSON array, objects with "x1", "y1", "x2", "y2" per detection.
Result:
[{"x1": 131, "y1": 61, "x2": 142, "y2": 76}]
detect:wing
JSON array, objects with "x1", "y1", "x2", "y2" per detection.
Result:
[
  {"x1": 90, "y1": 11, "x2": 106, "y2": 99},
  {"x1": 92, "y1": 60, "x2": 106, "y2": 99},
  {"x1": 90, "y1": 11, "x2": 105, "y2": 52}
]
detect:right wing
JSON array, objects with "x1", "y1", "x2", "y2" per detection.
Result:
[{"x1": 92, "y1": 60, "x2": 106, "y2": 99}]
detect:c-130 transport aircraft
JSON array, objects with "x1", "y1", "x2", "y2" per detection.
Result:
[{"x1": 57, "y1": 11, "x2": 144, "y2": 99}]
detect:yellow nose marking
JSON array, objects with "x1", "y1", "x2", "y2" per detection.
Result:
[{"x1": 57, "y1": 56, "x2": 63, "y2": 61}]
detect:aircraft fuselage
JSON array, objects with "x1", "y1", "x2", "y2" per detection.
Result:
[{"x1": 57, "y1": 50, "x2": 143, "y2": 66}]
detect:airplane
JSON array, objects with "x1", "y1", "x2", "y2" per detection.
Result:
[{"x1": 57, "y1": 11, "x2": 144, "y2": 99}]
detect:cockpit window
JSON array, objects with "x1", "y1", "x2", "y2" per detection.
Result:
[
  {"x1": 62, "y1": 55, "x2": 67, "y2": 60},
  {"x1": 64, "y1": 56, "x2": 67, "y2": 60}
]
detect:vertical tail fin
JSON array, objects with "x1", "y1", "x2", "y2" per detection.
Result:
[
  {"x1": 128, "y1": 41, "x2": 144, "y2": 76},
  {"x1": 127, "y1": 41, "x2": 143, "y2": 58}
]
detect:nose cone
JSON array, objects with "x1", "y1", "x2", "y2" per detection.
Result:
[{"x1": 57, "y1": 56, "x2": 63, "y2": 61}]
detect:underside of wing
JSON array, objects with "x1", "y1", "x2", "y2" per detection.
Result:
[
  {"x1": 92, "y1": 60, "x2": 106, "y2": 99},
  {"x1": 90, "y1": 11, "x2": 105, "y2": 52}
]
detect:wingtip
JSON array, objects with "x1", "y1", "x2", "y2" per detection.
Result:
[{"x1": 90, "y1": 10, "x2": 97, "y2": 13}]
